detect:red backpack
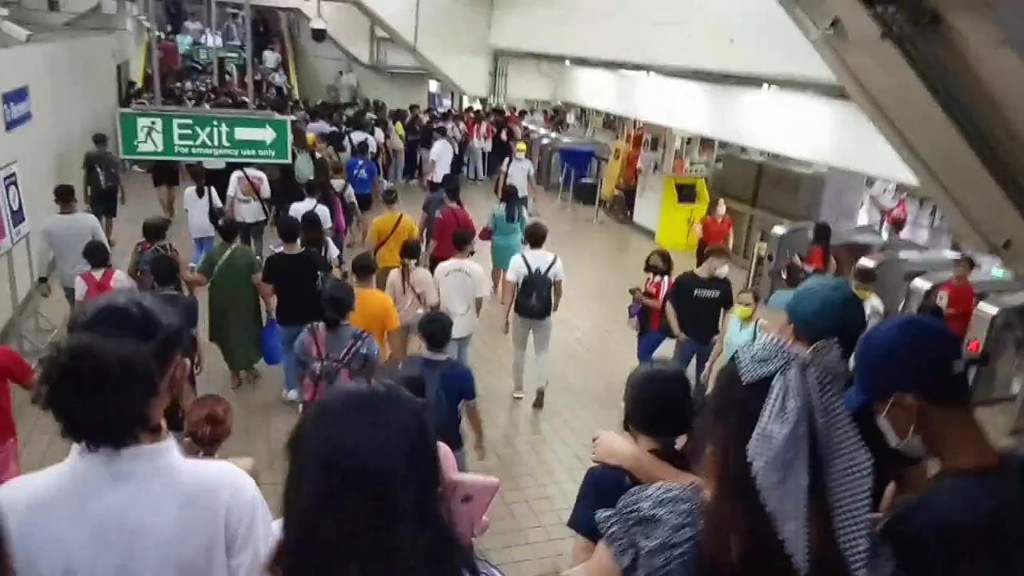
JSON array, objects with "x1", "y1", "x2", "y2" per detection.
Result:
[{"x1": 79, "y1": 269, "x2": 116, "y2": 301}]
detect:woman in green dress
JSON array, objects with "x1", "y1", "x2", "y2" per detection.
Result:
[
  {"x1": 186, "y1": 219, "x2": 267, "y2": 388},
  {"x1": 488, "y1": 184, "x2": 529, "y2": 298}
]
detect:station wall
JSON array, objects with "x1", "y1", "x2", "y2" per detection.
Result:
[
  {"x1": 291, "y1": 15, "x2": 428, "y2": 108},
  {"x1": 489, "y1": 0, "x2": 836, "y2": 84},
  {"x1": 0, "y1": 32, "x2": 137, "y2": 332},
  {"x1": 357, "y1": 0, "x2": 493, "y2": 96}
]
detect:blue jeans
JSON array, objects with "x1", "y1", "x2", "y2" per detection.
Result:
[
  {"x1": 192, "y1": 236, "x2": 215, "y2": 266},
  {"x1": 637, "y1": 331, "x2": 667, "y2": 362},
  {"x1": 279, "y1": 324, "x2": 305, "y2": 393},
  {"x1": 448, "y1": 336, "x2": 472, "y2": 365},
  {"x1": 675, "y1": 338, "x2": 712, "y2": 400}
]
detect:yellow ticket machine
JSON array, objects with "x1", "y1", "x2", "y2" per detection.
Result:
[
  {"x1": 655, "y1": 176, "x2": 709, "y2": 253},
  {"x1": 600, "y1": 140, "x2": 629, "y2": 202}
]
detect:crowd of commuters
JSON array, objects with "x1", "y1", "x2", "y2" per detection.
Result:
[{"x1": 4, "y1": 88, "x2": 1020, "y2": 576}]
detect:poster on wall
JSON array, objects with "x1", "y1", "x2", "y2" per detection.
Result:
[
  {"x1": 1, "y1": 162, "x2": 29, "y2": 245},
  {"x1": 0, "y1": 178, "x2": 11, "y2": 257}
]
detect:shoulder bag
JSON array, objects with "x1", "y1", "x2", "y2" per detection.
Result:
[{"x1": 373, "y1": 214, "x2": 405, "y2": 257}]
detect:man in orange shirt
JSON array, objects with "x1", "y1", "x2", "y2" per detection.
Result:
[
  {"x1": 935, "y1": 255, "x2": 978, "y2": 342},
  {"x1": 348, "y1": 251, "x2": 403, "y2": 362}
]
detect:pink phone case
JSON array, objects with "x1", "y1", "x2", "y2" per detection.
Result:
[{"x1": 437, "y1": 442, "x2": 500, "y2": 544}]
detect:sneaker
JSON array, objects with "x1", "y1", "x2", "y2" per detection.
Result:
[
  {"x1": 512, "y1": 390, "x2": 525, "y2": 400},
  {"x1": 281, "y1": 389, "x2": 300, "y2": 403},
  {"x1": 532, "y1": 389, "x2": 545, "y2": 410}
]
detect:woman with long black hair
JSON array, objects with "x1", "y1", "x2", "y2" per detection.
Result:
[
  {"x1": 486, "y1": 184, "x2": 528, "y2": 296},
  {"x1": 796, "y1": 221, "x2": 836, "y2": 275},
  {"x1": 384, "y1": 239, "x2": 438, "y2": 359},
  {"x1": 269, "y1": 384, "x2": 481, "y2": 576}
]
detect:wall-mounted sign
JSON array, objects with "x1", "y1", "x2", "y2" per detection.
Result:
[
  {"x1": 2, "y1": 86, "x2": 32, "y2": 132},
  {"x1": 1, "y1": 162, "x2": 29, "y2": 245},
  {"x1": 118, "y1": 109, "x2": 292, "y2": 163}
]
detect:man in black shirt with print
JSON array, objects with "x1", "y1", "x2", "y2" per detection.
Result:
[{"x1": 663, "y1": 245, "x2": 733, "y2": 403}]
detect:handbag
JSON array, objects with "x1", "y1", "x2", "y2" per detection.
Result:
[
  {"x1": 478, "y1": 226, "x2": 493, "y2": 241},
  {"x1": 261, "y1": 318, "x2": 283, "y2": 366},
  {"x1": 204, "y1": 184, "x2": 221, "y2": 228}
]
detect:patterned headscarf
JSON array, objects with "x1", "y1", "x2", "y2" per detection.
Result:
[{"x1": 734, "y1": 332, "x2": 873, "y2": 576}]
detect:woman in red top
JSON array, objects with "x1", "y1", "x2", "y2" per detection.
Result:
[
  {"x1": 425, "y1": 185, "x2": 476, "y2": 272},
  {"x1": 632, "y1": 249, "x2": 674, "y2": 362},
  {"x1": 797, "y1": 221, "x2": 836, "y2": 275},
  {"x1": 695, "y1": 200, "x2": 734, "y2": 266},
  {"x1": 0, "y1": 346, "x2": 37, "y2": 484},
  {"x1": 935, "y1": 255, "x2": 978, "y2": 342}
]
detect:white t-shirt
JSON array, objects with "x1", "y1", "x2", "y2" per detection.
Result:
[
  {"x1": 863, "y1": 293, "x2": 886, "y2": 331},
  {"x1": 73, "y1": 269, "x2": 136, "y2": 301},
  {"x1": 288, "y1": 198, "x2": 332, "y2": 231},
  {"x1": 505, "y1": 248, "x2": 565, "y2": 286},
  {"x1": 429, "y1": 139, "x2": 454, "y2": 183},
  {"x1": 184, "y1": 185, "x2": 224, "y2": 239},
  {"x1": 501, "y1": 157, "x2": 535, "y2": 198},
  {"x1": 226, "y1": 168, "x2": 272, "y2": 223},
  {"x1": 373, "y1": 126, "x2": 386, "y2": 146},
  {"x1": 331, "y1": 178, "x2": 357, "y2": 205},
  {"x1": 261, "y1": 49, "x2": 282, "y2": 70},
  {"x1": 434, "y1": 258, "x2": 490, "y2": 339},
  {"x1": 287, "y1": 238, "x2": 341, "y2": 265},
  {"x1": 348, "y1": 130, "x2": 377, "y2": 155},
  {"x1": 0, "y1": 438, "x2": 274, "y2": 576}
]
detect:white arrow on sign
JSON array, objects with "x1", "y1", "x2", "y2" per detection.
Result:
[{"x1": 233, "y1": 124, "x2": 278, "y2": 145}]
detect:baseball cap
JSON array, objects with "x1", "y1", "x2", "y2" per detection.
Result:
[
  {"x1": 515, "y1": 141, "x2": 528, "y2": 153},
  {"x1": 785, "y1": 276, "x2": 866, "y2": 357},
  {"x1": 846, "y1": 315, "x2": 970, "y2": 411}
]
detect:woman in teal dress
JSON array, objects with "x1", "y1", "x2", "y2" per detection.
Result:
[
  {"x1": 488, "y1": 184, "x2": 529, "y2": 297},
  {"x1": 185, "y1": 219, "x2": 267, "y2": 389}
]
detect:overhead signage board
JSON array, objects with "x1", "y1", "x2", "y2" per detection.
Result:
[
  {"x1": 2, "y1": 86, "x2": 32, "y2": 132},
  {"x1": 192, "y1": 46, "x2": 247, "y2": 66},
  {"x1": 117, "y1": 109, "x2": 292, "y2": 164}
]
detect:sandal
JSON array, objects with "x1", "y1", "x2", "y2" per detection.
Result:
[
  {"x1": 245, "y1": 369, "x2": 261, "y2": 386},
  {"x1": 230, "y1": 373, "x2": 244, "y2": 390}
]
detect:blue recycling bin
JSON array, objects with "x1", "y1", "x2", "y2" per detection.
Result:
[{"x1": 558, "y1": 146, "x2": 597, "y2": 189}]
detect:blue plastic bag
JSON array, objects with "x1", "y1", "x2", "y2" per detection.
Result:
[{"x1": 261, "y1": 318, "x2": 283, "y2": 366}]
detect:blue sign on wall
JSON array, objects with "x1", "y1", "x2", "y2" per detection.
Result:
[{"x1": 2, "y1": 86, "x2": 32, "y2": 132}]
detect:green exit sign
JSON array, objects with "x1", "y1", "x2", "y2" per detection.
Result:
[{"x1": 118, "y1": 109, "x2": 292, "y2": 164}]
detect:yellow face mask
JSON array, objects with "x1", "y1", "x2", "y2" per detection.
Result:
[
  {"x1": 854, "y1": 287, "x2": 873, "y2": 301},
  {"x1": 734, "y1": 305, "x2": 754, "y2": 321}
]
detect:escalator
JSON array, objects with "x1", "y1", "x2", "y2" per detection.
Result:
[{"x1": 782, "y1": 0, "x2": 1024, "y2": 272}]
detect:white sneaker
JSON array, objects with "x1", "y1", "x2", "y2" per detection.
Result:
[
  {"x1": 512, "y1": 391, "x2": 525, "y2": 400},
  {"x1": 282, "y1": 389, "x2": 300, "y2": 403}
]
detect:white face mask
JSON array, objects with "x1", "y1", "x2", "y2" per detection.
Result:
[
  {"x1": 875, "y1": 399, "x2": 927, "y2": 459},
  {"x1": 515, "y1": 151, "x2": 526, "y2": 159},
  {"x1": 713, "y1": 264, "x2": 730, "y2": 279},
  {"x1": 715, "y1": 206, "x2": 726, "y2": 218}
]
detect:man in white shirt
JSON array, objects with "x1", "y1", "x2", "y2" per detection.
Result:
[
  {"x1": 502, "y1": 221, "x2": 564, "y2": 410},
  {"x1": 226, "y1": 165, "x2": 272, "y2": 259},
  {"x1": 289, "y1": 181, "x2": 333, "y2": 231},
  {"x1": 0, "y1": 292, "x2": 274, "y2": 576},
  {"x1": 498, "y1": 141, "x2": 538, "y2": 214},
  {"x1": 427, "y1": 126, "x2": 454, "y2": 193},
  {"x1": 434, "y1": 229, "x2": 490, "y2": 364},
  {"x1": 346, "y1": 120, "x2": 377, "y2": 157},
  {"x1": 261, "y1": 43, "x2": 282, "y2": 72},
  {"x1": 37, "y1": 184, "x2": 109, "y2": 309}
]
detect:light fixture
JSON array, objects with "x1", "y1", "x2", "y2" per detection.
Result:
[{"x1": 564, "y1": 59, "x2": 571, "y2": 66}]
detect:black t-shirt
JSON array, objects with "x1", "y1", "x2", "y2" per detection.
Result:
[
  {"x1": 664, "y1": 271, "x2": 733, "y2": 345},
  {"x1": 82, "y1": 150, "x2": 121, "y2": 192},
  {"x1": 880, "y1": 453, "x2": 1024, "y2": 576},
  {"x1": 156, "y1": 291, "x2": 199, "y2": 357},
  {"x1": 261, "y1": 250, "x2": 324, "y2": 327},
  {"x1": 567, "y1": 464, "x2": 636, "y2": 544}
]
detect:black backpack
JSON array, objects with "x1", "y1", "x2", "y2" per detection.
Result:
[{"x1": 514, "y1": 254, "x2": 558, "y2": 320}]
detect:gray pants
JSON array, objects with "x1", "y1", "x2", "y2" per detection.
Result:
[
  {"x1": 447, "y1": 335, "x2": 472, "y2": 365},
  {"x1": 512, "y1": 315, "x2": 552, "y2": 394}
]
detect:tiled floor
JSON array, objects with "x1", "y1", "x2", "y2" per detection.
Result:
[
  {"x1": 11, "y1": 173, "x2": 711, "y2": 576},
  {"x1": 11, "y1": 173, "x2": 1021, "y2": 576}
]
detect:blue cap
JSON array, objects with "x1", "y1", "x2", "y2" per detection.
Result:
[
  {"x1": 846, "y1": 315, "x2": 970, "y2": 411},
  {"x1": 785, "y1": 276, "x2": 866, "y2": 357}
]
